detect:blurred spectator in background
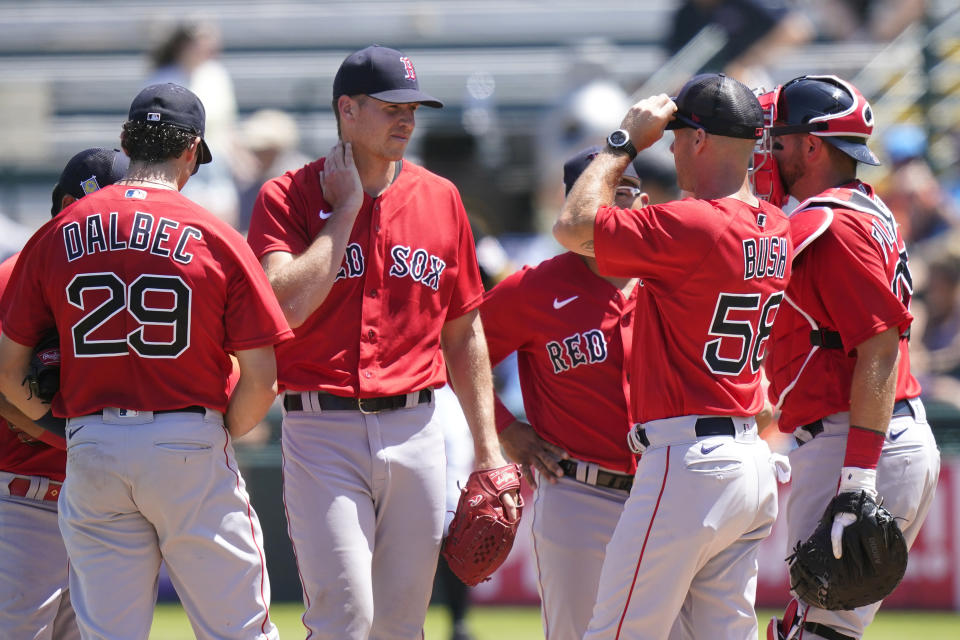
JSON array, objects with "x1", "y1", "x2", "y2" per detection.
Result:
[
  {"x1": 0, "y1": 212, "x2": 34, "y2": 263},
  {"x1": 811, "y1": 0, "x2": 927, "y2": 42},
  {"x1": 877, "y1": 124, "x2": 960, "y2": 249},
  {"x1": 235, "y1": 109, "x2": 310, "y2": 234},
  {"x1": 666, "y1": 0, "x2": 813, "y2": 87},
  {"x1": 535, "y1": 39, "x2": 632, "y2": 234},
  {"x1": 913, "y1": 248, "x2": 960, "y2": 409},
  {"x1": 148, "y1": 19, "x2": 241, "y2": 226}
]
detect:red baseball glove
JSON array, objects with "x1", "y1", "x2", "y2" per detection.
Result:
[{"x1": 441, "y1": 463, "x2": 524, "y2": 586}]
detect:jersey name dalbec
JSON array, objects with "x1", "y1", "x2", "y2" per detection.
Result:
[
  {"x1": 742, "y1": 235, "x2": 788, "y2": 281},
  {"x1": 62, "y1": 209, "x2": 202, "y2": 265}
]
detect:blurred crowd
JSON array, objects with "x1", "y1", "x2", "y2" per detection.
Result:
[{"x1": 0, "y1": 0, "x2": 957, "y2": 420}]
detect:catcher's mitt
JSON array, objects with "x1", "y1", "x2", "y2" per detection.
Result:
[
  {"x1": 788, "y1": 490, "x2": 907, "y2": 610},
  {"x1": 441, "y1": 463, "x2": 524, "y2": 586},
  {"x1": 24, "y1": 332, "x2": 60, "y2": 404}
]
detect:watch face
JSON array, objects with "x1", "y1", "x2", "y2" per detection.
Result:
[{"x1": 609, "y1": 130, "x2": 628, "y2": 146}]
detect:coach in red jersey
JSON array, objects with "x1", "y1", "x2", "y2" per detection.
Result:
[
  {"x1": 555, "y1": 73, "x2": 793, "y2": 640},
  {"x1": 483, "y1": 146, "x2": 643, "y2": 640},
  {"x1": 247, "y1": 45, "x2": 518, "y2": 639},
  {"x1": 759, "y1": 76, "x2": 940, "y2": 640},
  {"x1": 0, "y1": 83, "x2": 290, "y2": 640},
  {"x1": 0, "y1": 147, "x2": 127, "y2": 640}
]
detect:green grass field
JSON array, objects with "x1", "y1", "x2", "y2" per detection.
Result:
[{"x1": 150, "y1": 602, "x2": 960, "y2": 639}]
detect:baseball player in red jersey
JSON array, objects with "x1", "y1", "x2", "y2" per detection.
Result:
[
  {"x1": 246, "y1": 45, "x2": 518, "y2": 639},
  {"x1": 0, "y1": 83, "x2": 292, "y2": 640},
  {"x1": 0, "y1": 148, "x2": 128, "y2": 640},
  {"x1": 555, "y1": 73, "x2": 793, "y2": 640},
  {"x1": 481, "y1": 146, "x2": 644, "y2": 640},
  {"x1": 757, "y1": 75, "x2": 940, "y2": 640}
]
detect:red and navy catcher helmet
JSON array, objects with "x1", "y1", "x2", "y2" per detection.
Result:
[
  {"x1": 771, "y1": 74, "x2": 880, "y2": 166},
  {"x1": 751, "y1": 75, "x2": 880, "y2": 206}
]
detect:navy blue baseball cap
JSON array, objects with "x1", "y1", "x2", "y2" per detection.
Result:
[
  {"x1": 51, "y1": 147, "x2": 129, "y2": 216},
  {"x1": 666, "y1": 73, "x2": 764, "y2": 140},
  {"x1": 333, "y1": 45, "x2": 443, "y2": 108},
  {"x1": 128, "y1": 83, "x2": 213, "y2": 163},
  {"x1": 563, "y1": 146, "x2": 648, "y2": 195}
]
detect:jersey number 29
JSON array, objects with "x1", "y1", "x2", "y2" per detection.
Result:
[
  {"x1": 703, "y1": 291, "x2": 783, "y2": 376},
  {"x1": 67, "y1": 272, "x2": 191, "y2": 358}
]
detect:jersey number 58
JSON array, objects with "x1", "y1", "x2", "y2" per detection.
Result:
[{"x1": 702, "y1": 291, "x2": 784, "y2": 376}]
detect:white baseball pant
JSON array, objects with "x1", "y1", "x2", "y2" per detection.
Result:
[
  {"x1": 0, "y1": 472, "x2": 79, "y2": 640},
  {"x1": 786, "y1": 397, "x2": 940, "y2": 639}
]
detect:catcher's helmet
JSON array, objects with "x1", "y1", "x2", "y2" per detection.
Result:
[{"x1": 771, "y1": 75, "x2": 880, "y2": 166}]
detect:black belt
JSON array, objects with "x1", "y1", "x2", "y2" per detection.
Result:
[
  {"x1": 283, "y1": 389, "x2": 433, "y2": 413},
  {"x1": 811, "y1": 327, "x2": 910, "y2": 349},
  {"x1": 632, "y1": 416, "x2": 736, "y2": 449},
  {"x1": 102, "y1": 406, "x2": 206, "y2": 416},
  {"x1": 802, "y1": 622, "x2": 855, "y2": 640},
  {"x1": 558, "y1": 459, "x2": 634, "y2": 492},
  {"x1": 796, "y1": 399, "x2": 915, "y2": 445}
]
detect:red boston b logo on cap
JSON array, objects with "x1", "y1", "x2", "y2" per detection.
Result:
[{"x1": 400, "y1": 56, "x2": 416, "y2": 81}]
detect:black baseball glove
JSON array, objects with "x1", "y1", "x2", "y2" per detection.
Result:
[
  {"x1": 788, "y1": 490, "x2": 908, "y2": 610},
  {"x1": 24, "y1": 332, "x2": 61, "y2": 404}
]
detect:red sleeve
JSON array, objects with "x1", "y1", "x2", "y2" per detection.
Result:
[
  {"x1": 593, "y1": 201, "x2": 718, "y2": 287},
  {"x1": 807, "y1": 221, "x2": 911, "y2": 350},
  {"x1": 481, "y1": 268, "x2": 536, "y2": 433},
  {"x1": 1, "y1": 233, "x2": 55, "y2": 347},
  {"x1": 247, "y1": 164, "x2": 318, "y2": 259},
  {"x1": 480, "y1": 267, "x2": 534, "y2": 367},
  {"x1": 443, "y1": 194, "x2": 485, "y2": 320},
  {"x1": 220, "y1": 227, "x2": 293, "y2": 351}
]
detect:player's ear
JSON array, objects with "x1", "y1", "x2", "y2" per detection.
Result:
[
  {"x1": 338, "y1": 95, "x2": 356, "y2": 120},
  {"x1": 60, "y1": 194, "x2": 77, "y2": 212},
  {"x1": 639, "y1": 192, "x2": 650, "y2": 207}
]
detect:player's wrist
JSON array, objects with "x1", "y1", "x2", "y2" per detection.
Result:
[
  {"x1": 842, "y1": 424, "x2": 885, "y2": 470},
  {"x1": 838, "y1": 465, "x2": 877, "y2": 499}
]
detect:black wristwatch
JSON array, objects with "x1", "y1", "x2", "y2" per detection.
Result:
[{"x1": 606, "y1": 129, "x2": 637, "y2": 159}]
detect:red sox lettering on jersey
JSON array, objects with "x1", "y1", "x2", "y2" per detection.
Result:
[
  {"x1": 333, "y1": 243, "x2": 447, "y2": 292},
  {"x1": 481, "y1": 252, "x2": 637, "y2": 474},
  {"x1": 248, "y1": 158, "x2": 483, "y2": 397},
  {"x1": 545, "y1": 329, "x2": 608, "y2": 374}
]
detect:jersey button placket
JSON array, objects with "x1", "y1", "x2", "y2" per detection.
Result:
[{"x1": 358, "y1": 199, "x2": 384, "y2": 394}]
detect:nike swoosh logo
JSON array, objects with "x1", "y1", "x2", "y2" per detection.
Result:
[
  {"x1": 318, "y1": 210, "x2": 333, "y2": 219},
  {"x1": 700, "y1": 442, "x2": 723, "y2": 455},
  {"x1": 68, "y1": 425, "x2": 84, "y2": 439},
  {"x1": 889, "y1": 428, "x2": 908, "y2": 441},
  {"x1": 553, "y1": 295, "x2": 578, "y2": 309}
]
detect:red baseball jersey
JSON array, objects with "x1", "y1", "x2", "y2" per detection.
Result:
[
  {"x1": 0, "y1": 252, "x2": 67, "y2": 481},
  {"x1": 594, "y1": 197, "x2": 792, "y2": 423},
  {"x1": 766, "y1": 182, "x2": 920, "y2": 432},
  {"x1": 1, "y1": 185, "x2": 292, "y2": 417},
  {"x1": 247, "y1": 158, "x2": 484, "y2": 396},
  {"x1": 481, "y1": 252, "x2": 637, "y2": 474}
]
